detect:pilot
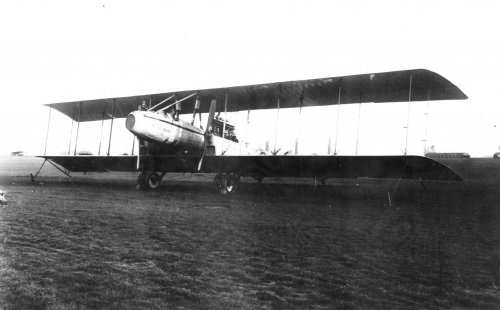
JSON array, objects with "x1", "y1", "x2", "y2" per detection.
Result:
[
  {"x1": 170, "y1": 108, "x2": 178, "y2": 120},
  {"x1": 138, "y1": 100, "x2": 148, "y2": 111}
]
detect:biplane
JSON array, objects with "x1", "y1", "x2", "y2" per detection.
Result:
[{"x1": 36, "y1": 69, "x2": 467, "y2": 193}]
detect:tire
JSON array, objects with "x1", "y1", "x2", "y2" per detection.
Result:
[
  {"x1": 144, "y1": 172, "x2": 161, "y2": 190},
  {"x1": 219, "y1": 174, "x2": 240, "y2": 195}
]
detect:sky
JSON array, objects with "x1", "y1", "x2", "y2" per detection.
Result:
[{"x1": 1, "y1": 0, "x2": 499, "y2": 157}]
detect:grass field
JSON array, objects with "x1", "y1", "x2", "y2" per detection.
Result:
[{"x1": 1, "y1": 156, "x2": 500, "y2": 309}]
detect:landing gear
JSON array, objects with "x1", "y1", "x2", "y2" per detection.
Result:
[
  {"x1": 138, "y1": 172, "x2": 162, "y2": 190},
  {"x1": 136, "y1": 152, "x2": 167, "y2": 190},
  {"x1": 213, "y1": 173, "x2": 223, "y2": 188},
  {"x1": 214, "y1": 173, "x2": 240, "y2": 194}
]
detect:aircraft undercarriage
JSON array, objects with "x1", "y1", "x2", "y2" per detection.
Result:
[
  {"x1": 137, "y1": 171, "x2": 165, "y2": 190},
  {"x1": 137, "y1": 170, "x2": 241, "y2": 194},
  {"x1": 136, "y1": 152, "x2": 242, "y2": 194},
  {"x1": 213, "y1": 173, "x2": 241, "y2": 194}
]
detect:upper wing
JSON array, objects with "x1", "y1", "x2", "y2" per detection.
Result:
[
  {"x1": 46, "y1": 69, "x2": 467, "y2": 122},
  {"x1": 39, "y1": 155, "x2": 462, "y2": 182}
]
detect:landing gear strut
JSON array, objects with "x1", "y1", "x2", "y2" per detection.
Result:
[
  {"x1": 136, "y1": 150, "x2": 167, "y2": 190},
  {"x1": 214, "y1": 173, "x2": 240, "y2": 194}
]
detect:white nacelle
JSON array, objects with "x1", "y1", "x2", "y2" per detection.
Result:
[
  {"x1": 126, "y1": 111, "x2": 205, "y2": 150},
  {"x1": 126, "y1": 111, "x2": 261, "y2": 155}
]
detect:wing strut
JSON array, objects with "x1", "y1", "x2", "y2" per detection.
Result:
[
  {"x1": 68, "y1": 112, "x2": 74, "y2": 155},
  {"x1": 73, "y1": 102, "x2": 82, "y2": 155},
  {"x1": 355, "y1": 100, "x2": 362, "y2": 155},
  {"x1": 131, "y1": 135, "x2": 135, "y2": 155},
  {"x1": 295, "y1": 90, "x2": 304, "y2": 155},
  {"x1": 158, "y1": 92, "x2": 197, "y2": 113},
  {"x1": 333, "y1": 86, "x2": 342, "y2": 155},
  {"x1": 98, "y1": 110, "x2": 105, "y2": 155},
  {"x1": 30, "y1": 158, "x2": 72, "y2": 183},
  {"x1": 245, "y1": 103, "x2": 251, "y2": 149},
  {"x1": 149, "y1": 95, "x2": 175, "y2": 112},
  {"x1": 404, "y1": 73, "x2": 413, "y2": 155},
  {"x1": 274, "y1": 85, "x2": 281, "y2": 153},
  {"x1": 107, "y1": 99, "x2": 115, "y2": 156},
  {"x1": 423, "y1": 90, "x2": 431, "y2": 154},
  {"x1": 44, "y1": 107, "x2": 52, "y2": 156}
]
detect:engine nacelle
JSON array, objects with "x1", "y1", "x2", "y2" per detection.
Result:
[{"x1": 126, "y1": 111, "x2": 205, "y2": 151}]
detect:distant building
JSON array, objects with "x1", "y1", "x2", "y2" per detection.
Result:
[
  {"x1": 77, "y1": 151, "x2": 93, "y2": 156},
  {"x1": 10, "y1": 151, "x2": 24, "y2": 156},
  {"x1": 425, "y1": 152, "x2": 470, "y2": 159}
]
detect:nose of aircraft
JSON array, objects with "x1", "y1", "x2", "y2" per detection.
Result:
[{"x1": 125, "y1": 113, "x2": 136, "y2": 131}]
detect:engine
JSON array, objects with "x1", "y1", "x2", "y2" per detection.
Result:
[{"x1": 126, "y1": 111, "x2": 205, "y2": 151}]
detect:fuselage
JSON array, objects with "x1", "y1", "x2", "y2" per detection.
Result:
[
  {"x1": 126, "y1": 111, "x2": 204, "y2": 150},
  {"x1": 125, "y1": 110, "x2": 256, "y2": 155}
]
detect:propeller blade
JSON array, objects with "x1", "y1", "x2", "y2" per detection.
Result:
[
  {"x1": 205, "y1": 99, "x2": 217, "y2": 134},
  {"x1": 197, "y1": 141, "x2": 207, "y2": 171},
  {"x1": 198, "y1": 99, "x2": 217, "y2": 171}
]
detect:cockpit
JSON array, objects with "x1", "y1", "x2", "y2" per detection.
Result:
[{"x1": 212, "y1": 116, "x2": 238, "y2": 142}]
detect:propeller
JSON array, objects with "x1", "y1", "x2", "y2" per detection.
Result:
[{"x1": 198, "y1": 99, "x2": 217, "y2": 171}]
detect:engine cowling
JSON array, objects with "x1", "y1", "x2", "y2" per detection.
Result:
[{"x1": 126, "y1": 111, "x2": 205, "y2": 151}]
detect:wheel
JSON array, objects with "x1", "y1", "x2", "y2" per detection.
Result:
[
  {"x1": 219, "y1": 174, "x2": 240, "y2": 195},
  {"x1": 213, "y1": 173, "x2": 223, "y2": 188},
  {"x1": 144, "y1": 172, "x2": 161, "y2": 190}
]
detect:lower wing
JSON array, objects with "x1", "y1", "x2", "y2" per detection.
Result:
[{"x1": 39, "y1": 155, "x2": 462, "y2": 181}]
